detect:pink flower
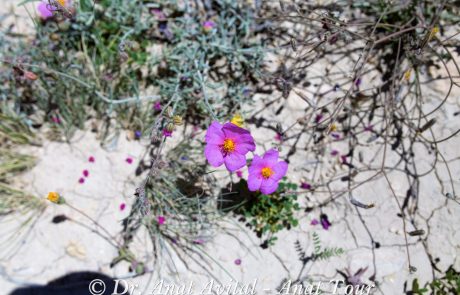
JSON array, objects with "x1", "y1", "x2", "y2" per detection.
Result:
[
  {"x1": 204, "y1": 121, "x2": 256, "y2": 172},
  {"x1": 236, "y1": 170, "x2": 243, "y2": 178},
  {"x1": 364, "y1": 124, "x2": 373, "y2": 132},
  {"x1": 37, "y1": 2, "x2": 53, "y2": 20},
  {"x1": 310, "y1": 219, "x2": 319, "y2": 226},
  {"x1": 163, "y1": 129, "x2": 172, "y2": 137},
  {"x1": 330, "y1": 150, "x2": 339, "y2": 156},
  {"x1": 82, "y1": 170, "x2": 89, "y2": 177},
  {"x1": 320, "y1": 214, "x2": 331, "y2": 230},
  {"x1": 203, "y1": 20, "x2": 216, "y2": 31},
  {"x1": 331, "y1": 132, "x2": 341, "y2": 140},
  {"x1": 153, "y1": 101, "x2": 162, "y2": 111},
  {"x1": 126, "y1": 157, "x2": 133, "y2": 164},
  {"x1": 52, "y1": 116, "x2": 61, "y2": 124},
  {"x1": 193, "y1": 239, "x2": 205, "y2": 244},
  {"x1": 157, "y1": 216, "x2": 165, "y2": 225},
  {"x1": 300, "y1": 182, "x2": 311, "y2": 190},
  {"x1": 78, "y1": 177, "x2": 85, "y2": 184},
  {"x1": 275, "y1": 133, "x2": 283, "y2": 142},
  {"x1": 315, "y1": 114, "x2": 324, "y2": 123},
  {"x1": 120, "y1": 203, "x2": 126, "y2": 211},
  {"x1": 89, "y1": 156, "x2": 95, "y2": 163},
  {"x1": 234, "y1": 259, "x2": 242, "y2": 265},
  {"x1": 247, "y1": 149, "x2": 288, "y2": 195}
]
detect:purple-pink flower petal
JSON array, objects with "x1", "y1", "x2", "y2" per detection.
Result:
[
  {"x1": 263, "y1": 149, "x2": 279, "y2": 163},
  {"x1": 224, "y1": 152, "x2": 246, "y2": 172},
  {"x1": 248, "y1": 174, "x2": 262, "y2": 191},
  {"x1": 37, "y1": 2, "x2": 53, "y2": 20},
  {"x1": 204, "y1": 144, "x2": 224, "y2": 167},
  {"x1": 272, "y1": 161, "x2": 288, "y2": 181},
  {"x1": 260, "y1": 179, "x2": 279, "y2": 194},
  {"x1": 205, "y1": 121, "x2": 225, "y2": 144}
]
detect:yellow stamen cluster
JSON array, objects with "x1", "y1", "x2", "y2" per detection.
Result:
[
  {"x1": 261, "y1": 167, "x2": 273, "y2": 179},
  {"x1": 404, "y1": 69, "x2": 411, "y2": 81},
  {"x1": 222, "y1": 139, "x2": 236, "y2": 153}
]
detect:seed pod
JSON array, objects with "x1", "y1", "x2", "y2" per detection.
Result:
[
  {"x1": 165, "y1": 122, "x2": 175, "y2": 132},
  {"x1": 290, "y1": 38, "x2": 297, "y2": 52},
  {"x1": 119, "y1": 52, "x2": 129, "y2": 62},
  {"x1": 50, "y1": 33, "x2": 60, "y2": 41},
  {"x1": 173, "y1": 115, "x2": 183, "y2": 126},
  {"x1": 130, "y1": 41, "x2": 140, "y2": 51},
  {"x1": 417, "y1": 119, "x2": 436, "y2": 133},
  {"x1": 24, "y1": 71, "x2": 38, "y2": 81},
  {"x1": 165, "y1": 106, "x2": 173, "y2": 118},
  {"x1": 408, "y1": 229, "x2": 425, "y2": 236},
  {"x1": 350, "y1": 198, "x2": 374, "y2": 209}
]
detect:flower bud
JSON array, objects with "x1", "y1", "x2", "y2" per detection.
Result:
[
  {"x1": 24, "y1": 71, "x2": 38, "y2": 81},
  {"x1": 165, "y1": 122, "x2": 175, "y2": 132},
  {"x1": 173, "y1": 115, "x2": 183, "y2": 126}
]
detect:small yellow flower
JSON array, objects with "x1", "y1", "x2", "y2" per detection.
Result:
[
  {"x1": 404, "y1": 69, "x2": 411, "y2": 81},
  {"x1": 57, "y1": 0, "x2": 66, "y2": 6},
  {"x1": 329, "y1": 123, "x2": 337, "y2": 132},
  {"x1": 165, "y1": 122, "x2": 175, "y2": 132},
  {"x1": 47, "y1": 192, "x2": 60, "y2": 203},
  {"x1": 173, "y1": 115, "x2": 183, "y2": 126},
  {"x1": 231, "y1": 114, "x2": 244, "y2": 127},
  {"x1": 428, "y1": 26, "x2": 439, "y2": 41}
]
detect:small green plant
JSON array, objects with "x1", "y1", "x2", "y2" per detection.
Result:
[
  {"x1": 407, "y1": 266, "x2": 460, "y2": 295},
  {"x1": 228, "y1": 179, "x2": 300, "y2": 247},
  {"x1": 311, "y1": 232, "x2": 344, "y2": 261}
]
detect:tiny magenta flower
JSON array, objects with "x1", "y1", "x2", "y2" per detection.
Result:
[
  {"x1": 153, "y1": 101, "x2": 162, "y2": 111},
  {"x1": 78, "y1": 177, "x2": 85, "y2": 184},
  {"x1": 163, "y1": 129, "x2": 172, "y2": 137},
  {"x1": 331, "y1": 132, "x2": 341, "y2": 140},
  {"x1": 275, "y1": 133, "x2": 282, "y2": 142},
  {"x1": 204, "y1": 121, "x2": 256, "y2": 172},
  {"x1": 203, "y1": 20, "x2": 216, "y2": 32},
  {"x1": 82, "y1": 170, "x2": 89, "y2": 177},
  {"x1": 310, "y1": 219, "x2": 319, "y2": 226},
  {"x1": 331, "y1": 149, "x2": 339, "y2": 156},
  {"x1": 120, "y1": 203, "x2": 126, "y2": 211},
  {"x1": 158, "y1": 216, "x2": 165, "y2": 225},
  {"x1": 88, "y1": 156, "x2": 95, "y2": 163},
  {"x1": 320, "y1": 214, "x2": 331, "y2": 230},
  {"x1": 52, "y1": 116, "x2": 61, "y2": 124},
  {"x1": 364, "y1": 124, "x2": 373, "y2": 132},
  {"x1": 126, "y1": 157, "x2": 133, "y2": 164},
  {"x1": 37, "y1": 1, "x2": 53, "y2": 20},
  {"x1": 247, "y1": 149, "x2": 288, "y2": 195},
  {"x1": 315, "y1": 114, "x2": 324, "y2": 123},
  {"x1": 234, "y1": 259, "x2": 242, "y2": 265},
  {"x1": 236, "y1": 170, "x2": 243, "y2": 178},
  {"x1": 300, "y1": 182, "x2": 311, "y2": 190}
]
